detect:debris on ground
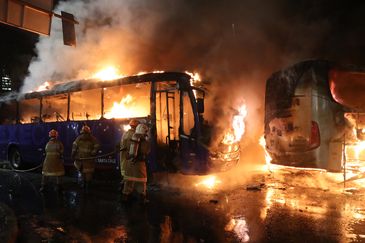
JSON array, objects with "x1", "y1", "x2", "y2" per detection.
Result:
[
  {"x1": 209, "y1": 199, "x2": 219, "y2": 204},
  {"x1": 246, "y1": 183, "x2": 265, "y2": 191}
]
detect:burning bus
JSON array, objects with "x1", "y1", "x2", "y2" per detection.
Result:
[
  {"x1": 264, "y1": 60, "x2": 365, "y2": 173},
  {"x1": 0, "y1": 72, "x2": 242, "y2": 175}
]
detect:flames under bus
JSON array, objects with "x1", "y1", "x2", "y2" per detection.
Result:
[
  {"x1": 0, "y1": 72, "x2": 239, "y2": 175},
  {"x1": 264, "y1": 60, "x2": 365, "y2": 172}
]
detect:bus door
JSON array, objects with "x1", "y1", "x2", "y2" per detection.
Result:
[
  {"x1": 155, "y1": 82, "x2": 180, "y2": 171},
  {"x1": 179, "y1": 90, "x2": 200, "y2": 173}
]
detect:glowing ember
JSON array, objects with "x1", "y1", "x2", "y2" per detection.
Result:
[
  {"x1": 104, "y1": 94, "x2": 147, "y2": 119},
  {"x1": 222, "y1": 104, "x2": 248, "y2": 145},
  {"x1": 93, "y1": 66, "x2": 124, "y2": 81},
  {"x1": 195, "y1": 175, "x2": 222, "y2": 190}
]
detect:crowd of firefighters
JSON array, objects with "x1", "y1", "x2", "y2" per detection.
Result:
[{"x1": 39, "y1": 119, "x2": 150, "y2": 204}]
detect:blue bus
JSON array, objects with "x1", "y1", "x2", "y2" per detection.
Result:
[{"x1": 0, "y1": 72, "x2": 239, "y2": 175}]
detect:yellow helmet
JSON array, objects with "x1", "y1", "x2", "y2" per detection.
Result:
[
  {"x1": 129, "y1": 119, "x2": 140, "y2": 128},
  {"x1": 49, "y1": 129, "x2": 58, "y2": 138},
  {"x1": 81, "y1": 125, "x2": 91, "y2": 134}
]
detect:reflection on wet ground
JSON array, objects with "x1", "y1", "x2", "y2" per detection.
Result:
[{"x1": 2, "y1": 168, "x2": 365, "y2": 242}]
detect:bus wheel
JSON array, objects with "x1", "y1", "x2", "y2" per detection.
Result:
[{"x1": 9, "y1": 148, "x2": 23, "y2": 169}]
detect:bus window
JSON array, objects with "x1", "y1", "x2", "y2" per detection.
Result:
[
  {"x1": 19, "y1": 98, "x2": 40, "y2": 123},
  {"x1": 70, "y1": 89, "x2": 101, "y2": 120},
  {"x1": 103, "y1": 83, "x2": 151, "y2": 119},
  {"x1": 182, "y1": 91, "x2": 194, "y2": 136},
  {"x1": 0, "y1": 101, "x2": 17, "y2": 124},
  {"x1": 42, "y1": 94, "x2": 68, "y2": 122}
]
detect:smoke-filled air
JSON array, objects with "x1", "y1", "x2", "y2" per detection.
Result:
[{"x1": 21, "y1": 0, "x2": 365, "y2": 177}]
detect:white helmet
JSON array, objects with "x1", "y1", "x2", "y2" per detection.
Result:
[{"x1": 135, "y1": 124, "x2": 149, "y2": 135}]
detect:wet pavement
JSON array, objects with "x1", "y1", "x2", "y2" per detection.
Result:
[{"x1": 1, "y1": 166, "x2": 365, "y2": 242}]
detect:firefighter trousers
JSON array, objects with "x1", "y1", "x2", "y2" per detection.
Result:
[{"x1": 123, "y1": 181, "x2": 146, "y2": 196}]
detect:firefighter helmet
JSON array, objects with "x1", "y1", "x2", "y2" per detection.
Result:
[
  {"x1": 81, "y1": 125, "x2": 91, "y2": 134},
  {"x1": 49, "y1": 129, "x2": 58, "y2": 138},
  {"x1": 135, "y1": 124, "x2": 149, "y2": 135},
  {"x1": 129, "y1": 119, "x2": 140, "y2": 128}
]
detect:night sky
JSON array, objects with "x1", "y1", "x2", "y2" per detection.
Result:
[
  {"x1": 1, "y1": 0, "x2": 365, "y2": 92},
  {"x1": 0, "y1": 24, "x2": 38, "y2": 90}
]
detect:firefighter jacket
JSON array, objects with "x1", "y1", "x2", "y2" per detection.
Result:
[
  {"x1": 42, "y1": 138, "x2": 65, "y2": 176},
  {"x1": 72, "y1": 133, "x2": 99, "y2": 173},
  {"x1": 124, "y1": 134, "x2": 150, "y2": 183},
  {"x1": 120, "y1": 128, "x2": 135, "y2": 177}
]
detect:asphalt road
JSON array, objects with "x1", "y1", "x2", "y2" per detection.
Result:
[{"x1": 1, "y1": 166, "x2": 365, "y2": 242}]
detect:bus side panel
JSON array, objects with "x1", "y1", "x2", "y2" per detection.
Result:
[
  {"x1": 0, "y1": 123, "x2": 49, "y2": 166},
  {"x1": 0, "y1": 120, "x2": 128, "y2": 170},
  {"x1": 91, "y1": 119, "x2": 123, "y2": 169},
  {"x1": 0, "y1": 125, "x2": 12, "y2": 160},
  {"x1": 61, "y1": 119, "x2": 127, "y2": 170},
  {"x1": 19, "y1": 123, "x2": 49, "y2": 165}
]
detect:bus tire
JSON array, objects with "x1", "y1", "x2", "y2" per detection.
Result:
[{"x1": 9, "y1": 148, "x2": 23, "y2": 170}]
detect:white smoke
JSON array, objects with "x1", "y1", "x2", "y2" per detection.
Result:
[{"x1": 21, "y1": 0, "x2": 168, "y2": 93}]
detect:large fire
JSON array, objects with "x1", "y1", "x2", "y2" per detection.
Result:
[
  {"x1": 222, "y1": 104, "x2": 248, "y2": 145},
  {"x1": 259, "y1": 135, "x2": 272, "y2": 170},
  {"x1": 341, "y1": 113, "x2": 365, "y2": 183}
]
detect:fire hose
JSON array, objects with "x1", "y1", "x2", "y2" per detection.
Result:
[{"x1": 9, "y1": 148, "x2": 125, "y2": 173}]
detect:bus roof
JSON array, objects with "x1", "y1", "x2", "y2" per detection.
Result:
[{"x1": 1, "y1": 72, "x2": 192, "y2": 102}]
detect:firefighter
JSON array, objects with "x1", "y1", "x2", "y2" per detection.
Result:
[
  {"x1": 40, "y1": 129, "x2": 65, "y2": 193},
  {"x1": 122, "y1": 123, "x2": 150, "y2": 203},
  {"x1": 71, "y1": 125, "x2": 100, "y2": 191},
  {"x1": 119, "y1": 119, "x2": 140, "y2": 189}
]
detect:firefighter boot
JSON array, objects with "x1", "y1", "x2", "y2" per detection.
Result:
[{"x1": 83, "y1": 181, "x2": 90, "y2": 193}]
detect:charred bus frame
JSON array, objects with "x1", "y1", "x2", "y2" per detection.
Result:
[{"x1": 0, "y1": 72, "x2": 237, "y2": 175}]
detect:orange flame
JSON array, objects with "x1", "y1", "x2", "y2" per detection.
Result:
[
  {"x1": 93, "y1": 66, "x2": 124, "y2": 81},
  {"x1": 259, "y1": 135, "x2": 272, "y2": 169},
  {"x1": 185, "y1": 71, "x2": 201, "y2": 84},
  {"x1": 222, "y1": 104, "x2": 248, "y2": 145},
  {"x1": 195, "y1": 175, "x2": 222, "y2": 190},
  {"x1": 104, "y1": 94, "x2": 148, "y2": 119}
]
